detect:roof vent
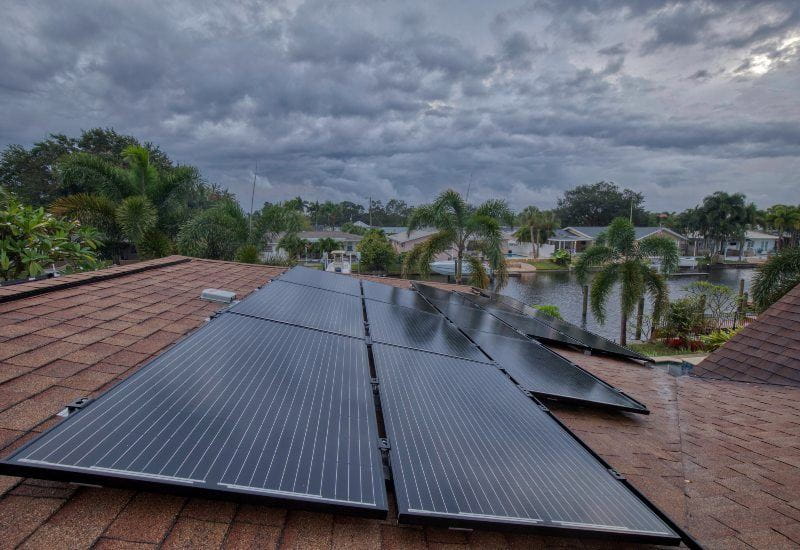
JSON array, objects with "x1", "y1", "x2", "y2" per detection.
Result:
[{"x1": 201, "y1": 289, "x2": 237, "y2": 303}]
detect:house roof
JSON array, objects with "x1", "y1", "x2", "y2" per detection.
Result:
[
  {"x1": 297, "y1": 230, "x2": 363, "y2": 241},
  {"x1": 564, "y1": 226, "x2": 687, "y2": 241},
  {"x1": 0, "y1": 257, "x2": 799, "y2": 548},
  {"x1": 693, "y1": 282, "x2": 800, "y2": 387},
  {"x1": 387, "y1": 228, "x2": 438, "y2": 244},
  {"x1": 746, "y1": 230, "x2": 780, "y2": 240}
]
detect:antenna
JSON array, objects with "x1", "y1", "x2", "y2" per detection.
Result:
[
  {"x1": 465, "y1": 172, "x2": 473, "y2": 203},
  {"x1": 249, "y1": 161, "x2": 257, "y2": 240}
]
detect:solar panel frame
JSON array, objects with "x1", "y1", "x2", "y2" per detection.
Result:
[
  {"x1": 0, "y1": 314, "x2": 388, "y2": 517},
  {"x1": 464, "y1": 329, "x2": 648, "y2": 414},
  {"x1": 229, "y1": 280, "x2": 365, "y2": 338},
  {"x1": 371, "y1": 344, "x2": 680, "y2": 544}
]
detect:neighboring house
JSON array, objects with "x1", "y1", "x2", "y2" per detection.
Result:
[
  {"x1": 548, "y1": 226, "x2": 687, "y2": 254},
  {"x1": 723, "y1": 230, "x2": 779, "y2": 259},
  {"x1": 352, "y1": 220, "x2": 370, "y2": 229},
  {"x1": 1, "y1": 257, "x2": 799, "y2": 549},
  {"x1": 377, "y1": 226, "x2": 407, "y2": 235},
  {"x1": 388, "y1": 229, "x2": 454, "y2": 260},
  {"x1": 264, "y1": 230, "x2": 363, "y2": 259}
]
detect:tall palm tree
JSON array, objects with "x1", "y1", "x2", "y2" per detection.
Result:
[
  {"x1": 51, "y1": 146, "x2": 198, "y2": 259},
  {"x1": 765, "y1": 205, "x2": 800, "y2": 249},
  {"x1": 574, "y1": 217, "x2": 679, "y2": 346},
  {"x1": 402, "y1": 189, "x2": 511, "y2": 288},
  {"x1": 752, "y1": 247, "x2": 800, "y2": 311},
  {"x1": 515, "y1": 207, "x2": 559, "y2": 258}
]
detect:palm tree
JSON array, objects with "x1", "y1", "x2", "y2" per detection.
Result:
[
  {"x1": 515, "y1": 207, "x2": 559, "y2": 258},
  {"x1": 752, "y1": 247, "x2": 800, "y2": 311},
  {"x1": 765, "y1": 205, "x2": 800, "y2": 249},
  {"x1": 402, "y1": 189, "x2": 511, "y2": 288},
  {"x1": 574, "y1": 217, "x2": 679, "y2": 346},
  {"x1": 313, "y1": 237, "x2": 340, "y2": 257},
  {"x1": 51, "y1": 146, "x2": 198, "y2": 260}
]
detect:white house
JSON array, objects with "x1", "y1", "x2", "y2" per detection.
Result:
[
  {"x1": 264, "y1": 230, "x2": 363, "y2": 261},
  {"x1": 547, "y1": 226, "x2": 687, "y2": 254},
  {"x1": 723, "y1": 230, "x2": 779, "y2": 259}
]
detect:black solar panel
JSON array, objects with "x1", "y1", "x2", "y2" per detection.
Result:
[
  {"x1": 431, "y1": 300, "x2": 527, "y2": 341},
  {"x1": 229, "y1": 280, "x2": 364, "y2": 338},
  {"x1": 0, "y1": 314, "x2": 387, "y2": 515},
  {"x1": 362, "y1": 280, "x2": 437, "y2": 313},
  {"x1": 365, "y1": 300, "x2": 488, "y2": 362},
  {"x1": 277, "y1": 266, "x2": 361, "y2": 296},
  {"x1": 464, "y1": 291, "x2": 650, "y2": 361},
  {"x1": 465, "y1": 330, "x2": 647, "y2": 413},
  {"x1": 482, "y1": 307, "x2": 585, "y2": 346},
  {"x1": 413, "y1": 283, "x2": 475, "y2": 307},
  {"x1": 372, "y1": 344, "x2": 678, "y2": 542}
]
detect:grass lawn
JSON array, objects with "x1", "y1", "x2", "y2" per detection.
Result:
[
  {"x1": 521, "y1": 259, "x2": 565, "y2": 270},
  {"x1": 628, "y1": 341, "x2": 706, "y2": 357}
]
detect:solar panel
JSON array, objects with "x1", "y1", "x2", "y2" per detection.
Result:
[
  {"x1": 481, "y1": 307, "x2": 585, "y2": 347},
  {"x1": 365, "y1": 300, "x2": 488, "y2": 362},
  {"x1": 463, "y1": 291, "x2": 650, "y2": 361},
  {"x1": 430, "y1": 300, "x2": 527, "y2": 341},
  {"x1": 413, "y1": 283, "x2": 476, "y2": 307},
  {"x1": 362, "y1": 280, "x2": 437, "y2": 313},
  {"x1": 0, "y1": 314, "x2": 387, "y2": 516},
  {"x1": 465, "y1": 330, "x2": 647, "y2": 413},
  {"x1": 277, "y1": 266, "x2": 361, "y2": 296},
  {"x1": 229, "y1": 280, "x2": 364, "y2": 338},
  {"x1": 371, "y1": 344, "x2": 679, "y2": 542}
]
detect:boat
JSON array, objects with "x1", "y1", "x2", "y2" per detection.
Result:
[{"x1": 324, "y1": 250, "x2": 353, "y2": 274}]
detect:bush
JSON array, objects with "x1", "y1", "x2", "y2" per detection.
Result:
[
  {"x1": 234, "y1": 244, "x2": 261, "y2": 264},
  {"x1": 534, "y1": 304, "x2": 563, "y2": 320},
  {"x1": 356, "y1": 230, "x2": 396, "y2": 271},
  {"x1": 1, "y1": 190, "x2": 104, "y2": 281},
  {"x1": 701, "y1": 328, "x2": 741, "y2": 351},
  {"x1": 551, "y1": 248, "x2": 571, "y2": 267},
  {"x1": 661, "y1": 297, "x2": 705, "y2": 340}
]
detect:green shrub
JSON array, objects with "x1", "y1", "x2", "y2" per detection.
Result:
[
  {"x1": 1, "y1": 189, "x2": 103, "y2": 281},
  {"x1": 661, "y1": 297, "x2": 705, "y2": 340},
  {"x1": 234, "y1": 244, "x2": 261, "y2": 264},
  {"x1": 701, "y1": 328, "x2": 741, "y2": 351},
  {"x1": 357, "y1": 229, "x2": 396, "y2": 271},
  {"x1": 551, "y1": 248, "x2": 571, "y2": 267},
  {"x1": 534, "y1": 304, "x2": 563, "y2": 320}
]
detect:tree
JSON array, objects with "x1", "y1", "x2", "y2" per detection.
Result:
[
  {"x1": 176, "y1": 199, "x2": 248, "y2": 260},
  {"x1": 555, "y1": 182, "x2": 648, "y2": 226},
  {"x1": 252, "y1": 203, "x2": 308, "y2": 246},
  {"x1": 403, "y1": 189, "x2": 511, "y2": 287},
  {"x1": 357, "y1": 230, "x2": 396, "y2": 272},
  {"x1": 0, "y1": 189, "x2": 103, "y2": 281},
  {"x1": 683, "y1": 281, "x2": 737, "y2": 330},
  {"x1": 313, "y1": 237, "x2": 340, "y2": 256},
  {"x1": 694, "y1": 192, "x2": 757, "y2": 258},
  {"x1": 765, "y1": 205, "x2": 800, "y2": 249},
  {"x1": 341, "y1": 222, "x2": 367, "y2": 236},
  {"x1": 277, "y1": 233, "x2": 309, "y2": 261},
  {"x1": 515, "y1": 207, "x2": 559, "y2": 258},
  {"x1": 751, "y1": 247, "x2": 800, "y2": 311},
  {"x1": 574, "y1": 217, "x2": 678, "y2": 346},
  {"x1": 51, "y1": 145, "x2": 207, "y2": 260}
]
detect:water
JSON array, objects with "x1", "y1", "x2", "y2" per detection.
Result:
[
  {"x1": 497, "y1": 268, "x2": 755, "y2": 342},
  {"x1": 424, "y1": 268, "x2": 755, "y2": 342}
]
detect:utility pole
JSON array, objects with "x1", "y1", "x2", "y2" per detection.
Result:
[
  {"x1": 248, "y1": 161, "x2": 257, "y2": 241},
  {"x1": 368, "y1": 196, "x2": 372, "y2": 227}
]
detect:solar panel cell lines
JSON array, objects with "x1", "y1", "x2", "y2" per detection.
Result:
[
  {"x1": 466, "y1": 330, "x2": 646, "y2": 413},
  {"x1": 362, "y1": 280, "x2": 437, "y2": 313},
  {"x1": 229, "y1": 280, "x2": 364, "y2": 337},
  {"x1": 365, "y1": 299, "x2": 487, "y2": 362},
  {"x1": 432, "y1": 300, "x2": 526, "y2": 341},
  {"x1": 485, "y1": 307, "x2": 585, "y2": 346},
  {"x1": 372, "y1": 344, "x2": 678, "y2": 542},
  {"x1": 3, "y1": 314, "x2": 387, "y2": 515},
  {"x1": 277, "y1": 266, "x2": 362, "y2": 295}
]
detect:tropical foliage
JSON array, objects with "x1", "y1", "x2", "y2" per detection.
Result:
[
  {"x1": 751, "y1": 247, "x2": 800, "y2": 311},
  {"x1": 700, "y1": 327, "x2": 742, "y2": 351},
  {"x1": 402, "y1": 189, "x2": 511, "y2": 288},
  {"x1": 514, "y1": 207, "x2": 559, "y2": 258},
  {"x1": 356, "y1": 230, "x2": 396, "y2": 272},
  {"x1": 176, "y1": 199, "x2": 248, "y2": 260},
  {"x1": 534, "y1": 304, "x2": 563, "y2": 320},
  {"x1": 1, "y1": 189, "x2": 103, "y2": 281},
  {"x1": 574, "y1": 217, "x2": 679, "y2": 345},
  {"x1": 551, "y1": 248, "x2": 572, "y2": 267},
  {"x1": 764, "y1": 205, "x2": 800, "y2": 248}
]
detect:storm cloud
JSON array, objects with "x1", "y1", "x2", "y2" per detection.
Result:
[{"x1": 1, "y1": 0, "x2": 798, "y2": 211}]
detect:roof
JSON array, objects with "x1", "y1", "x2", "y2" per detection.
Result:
[
  {"x1": 694, "y1": 282, "x2": 800, "y2": 386},
  {"x1": 565, "y1": 226, "x2": 687, "y2": 241},
  {"x1": 295, "y1": 230, "x2": 363, "y2": 241},
  {"x1": 0, "y1": 257, "x2": 799, "y2": 548},
  {"x1": 746, "y1": 230, "x2": 780, "y2": 240},
  {"x1": 388, "y1": 228, "x2": 438, "y2": 244},
  {"x1": 352, "y1": 220, "x2": 370, "y2": 227}
]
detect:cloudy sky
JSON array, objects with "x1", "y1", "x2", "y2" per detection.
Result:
[{"x1": 1, "y1": 0, "x2": 799, "y2": 211}]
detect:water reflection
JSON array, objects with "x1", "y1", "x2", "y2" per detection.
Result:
[{"x1": 495, "y1": 268, "x2": 756, "y2": 342}]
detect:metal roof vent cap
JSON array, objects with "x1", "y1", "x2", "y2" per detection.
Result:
[{"x1": 201, "y1": 289, "x2": 237, "y2": 303}]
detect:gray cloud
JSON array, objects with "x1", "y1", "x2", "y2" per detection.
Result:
[{"x1": 0, "y1": 0, "x2": 799, "y2": 212}]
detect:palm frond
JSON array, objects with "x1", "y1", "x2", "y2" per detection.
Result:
[
  {"x1": 589, "y1": 264, "x2": 619, "y2": 324},
  {"x1": 641, "y1": 264, "x2": 669, "y2": 323},
  {"x1": 618, "y1": 260, "x2": 644, "y2": 319},
  {"x1": 116, "y1": 196, "x2": 157, "y2": 244},
  {"x1": 573, "y1": 245, "x2": 614, "y2": 284},
  {"x1": 475, "y1": 199, "x2": 512, "y2": 225},
  {"x1": 638, "y1": 235, "x2": 679, "y2": 274},
  {"x1": 604, "y1": 217, "x2": 636, "y2": 253},
  {"x1": 752, "y1": 247, "x2": 800, "y2": 311},
  {"x1": 465, "y1": 255, "x2": 490, "y2": 289},
  {"x1": 402, "y1": 230, "x2": 453, "y2": 278},
  {"x1": 50, "y1": 193, "x2": 118, "y2": 234},
  {"x1": 406, "y1": 204, "x2": 437, "y2": 234},
  {"x1": 58, "y1": 153, "x2": 132, "y2": 199}
]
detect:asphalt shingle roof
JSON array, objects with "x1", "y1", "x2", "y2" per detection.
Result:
[{"x1": 0, "y1": 257, "x2": 798, "y2": 549}]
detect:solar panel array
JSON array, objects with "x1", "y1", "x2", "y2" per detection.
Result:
[{"x1": 1, "y1": 268, "x2": 681, "y2": 545}]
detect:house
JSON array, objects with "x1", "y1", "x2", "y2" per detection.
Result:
[
  {"x1": 724, "y1": 230, "x2": 779, "y2": 259},
  {"x1": 264, "y1": 230, "x2": 363, "y2": 260},
  {"x1": 352, "y1": 220, "x2": 370, "y2": 229},
  {"x1": 548, "y1": 226, "x2": 687, "y2": 254},
  {"x1": 0, "y1": 256, "x2": 799, "y2": 548},
  {"x1": 388, "y1": 228, "x2": 454, "y2": 259}
]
